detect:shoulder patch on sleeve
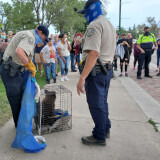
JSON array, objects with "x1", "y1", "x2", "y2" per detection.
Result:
[
  {"x1": 87, "y1": 28, "x2": 95, "y2": 37},
  {"x1": 28, "y1": 37, "x2": 34, "y2": 45}
]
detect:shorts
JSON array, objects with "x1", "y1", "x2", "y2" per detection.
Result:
[{"x1": 35, "y1": 53, "x2": 42, "y2": 63}]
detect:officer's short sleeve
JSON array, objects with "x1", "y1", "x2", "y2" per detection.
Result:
[
  {"x1": 83, "y1": 24, "x2": 102, "y2": 53},
  {"x1": 17, "y1": 35, "x2": 35, "y2": 56},
  {"x1": 153, "y1": 34, "x2": 156, "y2": 42},
  {"x1": 137, "y1": 36, "x2": 142, "y2": 45}
]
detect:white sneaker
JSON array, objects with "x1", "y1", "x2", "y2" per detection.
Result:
[
  {"x1": 64, "y1": 76, "x2": 69, "y2": 81},
  {"x1": 61, "y1": 76, "x2": 64, "y2": 82}
]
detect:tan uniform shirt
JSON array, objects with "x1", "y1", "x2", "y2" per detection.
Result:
[
  {"x1": 82, "y1": 15, "x2": 116, "y2": 64},
  {"x1": 3, "y1": 30, "x2": 35, "y2": 65}
]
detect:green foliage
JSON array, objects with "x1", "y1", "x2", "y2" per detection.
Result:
[
  {"x1": 0, "y1": 0, "x2": 36, "y2": 33},
  {"x1": 9, "y1": 0, "x2": 36, "y2": 31},
  {"x1": 0, "y1": 19, "x2": 3, "y2": 30},
  {"x1": 148, "y1": 119, "x2": 159, "y2": 132},
  {"x1": 46, "y1": 0, "x2": 86, "y2": 35},
  {"x1": 116, "y1": 27, "x2": 127, "y2": 35},
  {"x1": 0, "y1": 78, "x2": 11, "y2": 127}
]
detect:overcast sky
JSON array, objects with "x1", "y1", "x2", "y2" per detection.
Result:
[
  {"x1": 107, "y1": 0, "x2": 160, "y2": 29},
  {"x1": 2, "y1": 0, "x2": 160, "y2": 33}
]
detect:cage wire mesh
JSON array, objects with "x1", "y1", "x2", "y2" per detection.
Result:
[{"x1": 34, "y1": 85, "x2": 72, "y2": 135}]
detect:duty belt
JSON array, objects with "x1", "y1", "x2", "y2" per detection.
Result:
[
  {"x1": 79, "y1": 58, "x2": 113, "y2": 76},
  {"x1": 2, "y1": 57, "x2": 25, "y2": 77},
  {"x1": 143, "y1": 49, "x2": 152, "y2": 52},
  {"x1": 95, "y1": 64, "x2": 112, "y2": 73}
]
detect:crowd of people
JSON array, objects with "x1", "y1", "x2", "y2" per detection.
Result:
[
  {"x1": 1, "y1": 26, "x2": 160, "y2": 85},
  {"x1": 0, "y1": 30, "x2": 83, "y2": 84},
  {"x1": 114, "y1": 27, "x2": 160, "y2": 78}
]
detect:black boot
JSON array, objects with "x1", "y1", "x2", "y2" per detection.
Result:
[
  {"x1": 81, "y1": 135, "x2": 106, "y2": 146},
  {"x1": 46, "y1": 79, "x2": 50, "y2": 84},
  {"x1": 53, "y1": 79, "x2": 56, "y2": 83}
]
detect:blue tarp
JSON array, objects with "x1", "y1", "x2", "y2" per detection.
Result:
[{"x1": 12, "y1": 73, "x2": 46, "y2": 153}]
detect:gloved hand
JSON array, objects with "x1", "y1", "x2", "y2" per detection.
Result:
[{"x1": 24, "y1": 60, "x2": 36, "y2": 77}]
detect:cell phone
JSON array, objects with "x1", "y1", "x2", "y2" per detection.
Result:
[{"x1": 5, "y1": 39, "x2": 8, "y2": 42}]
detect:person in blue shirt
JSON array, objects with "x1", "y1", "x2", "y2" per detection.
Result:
[
  {"x1": 35, "y1": 40, "x2": 47, "y2": 77},
  {"x1": 53, "y1": 34, "x2": 60, "y2": 76}
]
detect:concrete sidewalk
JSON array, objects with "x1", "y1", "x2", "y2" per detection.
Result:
[{"x1": 0, "y1": 72, "x2": 160, "y2": 160}]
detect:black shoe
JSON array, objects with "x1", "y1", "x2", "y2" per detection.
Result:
[
  {"x1": 125, "y1": 73, "x2": 128, "y2": 77},
  {"x1": 156, "y1": 73, "x2": 160, "y2": 76},
  {"x1": 114, "y1": 68, "x2": 118, "y2": 71},
  {"x1": 119, "y1": 74, "x2": 122, "y2": 77},
  {"x1": 53, "y1": 79, "x2": 56, "y2": 83},
  {"x1": 106, "y1": 131, "x2": 110, "y2": 139},
  {"x1": 145, "y1": 75, "x2": 152, "y2": 78},
  {"x1": 81, "y1": 135, "x2": 106, "y2": 146},
  {"x1": 71, "y1": 70, "x2": 77, "y2": 72},
  {"x1": 137, "y1": 76, "x2": 142, "y2": 79},
  {"x1": 46, "y1": 80, "x2": 50, "y2": 84}
]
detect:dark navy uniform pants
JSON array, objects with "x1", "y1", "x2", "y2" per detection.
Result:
[
  {"x1": 85, "y1": 70, "x2": 112, "y2": 141},
  {"x1": 0, "y1": 65, "x2": 29, "y2": 127},
  {"x1": 137, "y1": 51, "x2": 152, "y2": 77}
]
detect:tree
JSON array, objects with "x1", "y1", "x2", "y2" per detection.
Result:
[
  {"x1": 52, "y1": 0, "x2": 86, "y2": 34},
  {"x1": 147, "y1": 17, "x2": 160, "y2": 36},
  {"x1": 0, "y1": 0, "x2": 36, "y2": 32},
  {"x1": 0, "y1": 1, "x2": 12, "y2": 32},
  {"x1": 28, "y1": 0, "x2": 86, "y2": 35}
]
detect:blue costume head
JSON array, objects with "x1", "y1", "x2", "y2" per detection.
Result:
[{"x1": 76, "y1": 0, "x2": 103, "y2": 24}]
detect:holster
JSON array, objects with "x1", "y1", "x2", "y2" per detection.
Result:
[
  {"x1": 79, "y1": 58, "x2": 111, "y2": 77},
  {"x1": 3, "y1": 57, "x2": 25, "y2": 77}
]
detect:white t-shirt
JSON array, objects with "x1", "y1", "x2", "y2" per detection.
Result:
[
  {"x1": 41, "y1": 44, "x2": 56, "y2": 63},
  {"x1": 57, "y1": 41, "x2": 70, "y2": 57}
]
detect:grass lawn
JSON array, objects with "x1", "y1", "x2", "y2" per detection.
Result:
[
  {"x1": 0, "y1": 64, "x2": 60, "y2": 127},
  {"x1": 0, "y1": 78, "x2": 12, "y2": 127}
]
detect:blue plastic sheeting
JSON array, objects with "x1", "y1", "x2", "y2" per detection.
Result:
[{"x1": 12, "y1": 73, "x2": 46, "y2": 153}]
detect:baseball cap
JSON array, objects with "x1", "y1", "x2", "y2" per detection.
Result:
[
  {"x1": 37, "y1": 25, "x2": 49, "y2": 42},
  {"x1": 144, "y1": 26, "x2": 150, "y2": 30},
  {"x1": 77, "y1": 0, "x2": 101, "y2": 14}
]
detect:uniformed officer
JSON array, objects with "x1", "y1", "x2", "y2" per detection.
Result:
[
  {"x1": 76, "y1": 0, "x2": 116, "y2": 146},
  {"x1": 137, "y1": 26, "x2": 158, "y2": 79},
  {"x1": 0, "y1": 25, "x2": 49, "y2": 127}
]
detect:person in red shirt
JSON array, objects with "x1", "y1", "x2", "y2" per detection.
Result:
[{"x1": 74, "y1": 32, "x2": 83, "y2": 71}]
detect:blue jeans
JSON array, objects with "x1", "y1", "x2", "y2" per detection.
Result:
[
  {"x1": 85, "y1": 70, "x2": 112, "y2": 141},
  {"x1": 59, "y1": 56, "x2": 70, "y2": 76},
  {"x1": 70, "y1": 53, "x2": 76, "y2": 71},
  {"x1": 45, "y1": 63, "x2": 56, "y2": 80},
  {"x1": 76, "y1": 54, "x2": 80, "y2": 70},
  {"x1": 157, "y1": 50, "x2": 160, "y2": 66}
]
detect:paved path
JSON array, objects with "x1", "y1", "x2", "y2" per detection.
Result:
[
  {"x1": 115, "y1": 52, "x2": 160, "y2": 105},
  {"x1": 0, "y1": 71, "x2": 160, "y2": 160}
]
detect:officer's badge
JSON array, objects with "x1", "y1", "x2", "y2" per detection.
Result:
[
  {"x1": 28, "y1": 37, "x2": 34, "y2": 45},
  {"x1": 149, "y1": 36, "x2": 152, "y2": 39},
  {"x1": 87, "y1": 28, "x2": 94, "y2": 37}
]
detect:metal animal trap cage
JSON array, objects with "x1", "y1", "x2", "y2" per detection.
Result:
[{"x1": 34, "y1": 85, "x2": 72, "y2": 135}]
